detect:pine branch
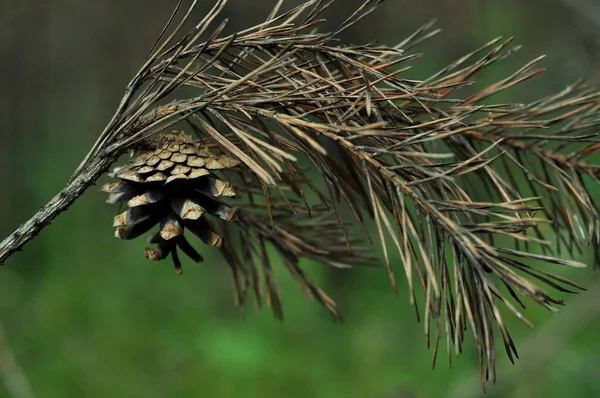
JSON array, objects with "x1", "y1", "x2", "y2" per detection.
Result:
[
  {"x1": 0, "y1": 154, "x2": 117, "y2": 264},
  {"x1": 2, "y1": 0, "x2": 600, "y2": 389}
]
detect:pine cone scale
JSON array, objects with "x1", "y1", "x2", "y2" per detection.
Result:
[{"x1": 104, "y1": 132, "x2": 239, "y2": 274}]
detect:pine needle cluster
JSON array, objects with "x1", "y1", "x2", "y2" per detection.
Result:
[{"x1": 3, "y1": 0, "x2": 600, "y2": 388}]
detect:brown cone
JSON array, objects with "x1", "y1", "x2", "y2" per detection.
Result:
[{"x1": 102, "y1": 132, "x2": 240, "y2": 274}]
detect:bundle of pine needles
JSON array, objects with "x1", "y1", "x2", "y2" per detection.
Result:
[{"x1": 2, "y1": 0, "x2": 600, "y2": 388}]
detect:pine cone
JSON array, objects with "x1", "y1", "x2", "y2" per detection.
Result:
[{"x1": 101, "y1": 132, "x2": 240, "y2": 274}]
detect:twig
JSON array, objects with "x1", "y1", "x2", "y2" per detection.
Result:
[
  {"x1": 1, "y1": 1, "x2": 600, "y2": 387},
  {"x1": 0, "y1": 154, "x2": 117, "y2": 265},
  {"x1": 555, "y1": 0, "x2": 600, "y2": 31},
  {"x1": 0, "y1": 321, "x2": 36, "y2": 398}
]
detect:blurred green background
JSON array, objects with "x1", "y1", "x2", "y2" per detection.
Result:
[{"x1": 1, "y1": 1, "x2": 600, "y2": 397}]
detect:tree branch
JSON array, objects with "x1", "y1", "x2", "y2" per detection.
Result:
[
  {"x1": 0, "y1": 321, "x2": 35, "y2": 398},
  {"x1": 0, "y1": 153, "x2": 118, "y2": 265}
]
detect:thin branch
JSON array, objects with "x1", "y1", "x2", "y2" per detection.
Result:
[
  {"x1": 0, "y1": 322, "x2": 35, "y2": 398},
  {"x1": 0, "y1": 154, "x2": 117, "y2": 265},
  {"x1": 1, "y1": 1, "x2": 599, "y2": 387},
  {"x1": 555, "y1": 0, "x2": 600, "y2": 31}
]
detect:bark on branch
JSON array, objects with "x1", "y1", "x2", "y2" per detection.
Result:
[{"x1": 0, "y1": 153, "x2": 118, "y2": 265}]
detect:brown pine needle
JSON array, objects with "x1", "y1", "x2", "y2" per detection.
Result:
[{"x1": 1, "y1": 0, "x2": 600, "y2": 389}]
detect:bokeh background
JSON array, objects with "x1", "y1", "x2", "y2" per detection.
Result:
[{"x1": 1, "y1": 1, "x2": 600, "y2": 397}]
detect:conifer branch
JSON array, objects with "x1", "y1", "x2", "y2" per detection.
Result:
[
  {"x1": 0, "y1": 154, "x2": 117, "y2": 265},
  {"x1": 1, "y1": 0, "x2": 600, "y2": 388}
]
